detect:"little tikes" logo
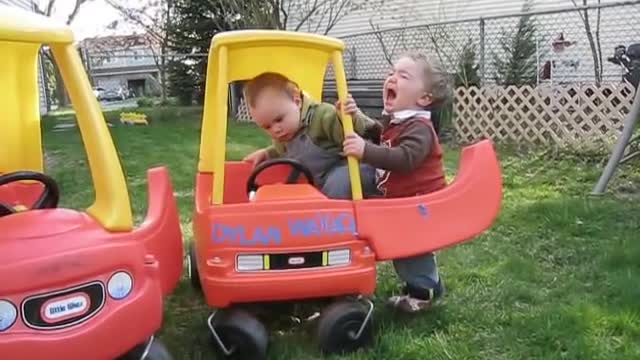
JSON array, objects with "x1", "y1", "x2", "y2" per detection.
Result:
[{"x1": 41, "y1": 293, "x2": 90, "y2": 323}]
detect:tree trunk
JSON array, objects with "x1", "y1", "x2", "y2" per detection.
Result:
[
  {"x1": 161, "y1": 0, "x2": 171, "y2": 103},
  {"x1": 596, "y1": 0, "x2": 603, "y2": 80},
  {"x1": 582, "y1": 2, "x2": 602, "y2": 86},
  {"x1": 161, "y1": 43, "x2": 167, "y2": 102}
]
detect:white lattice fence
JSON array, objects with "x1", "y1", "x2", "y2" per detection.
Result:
[
  {"x1": 235, "y1": 96, "x2": 252, "y2": 123},
  {"x1": 454, "y1": 84, "x2": 636, "y2": 147}
]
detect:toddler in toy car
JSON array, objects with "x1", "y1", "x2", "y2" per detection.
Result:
[
  {"x1": 242, "y1": 72, "x2": 379, "y2": 199},
  {"x1": 341, "y1": 51, "x2": 450, "y2": 313}
]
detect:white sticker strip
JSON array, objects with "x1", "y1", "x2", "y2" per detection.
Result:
[{"x1": 41, "y1": 293, "x2": 90, "y2": 323}]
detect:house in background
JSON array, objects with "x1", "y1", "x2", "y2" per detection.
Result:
[
  {"x1": 0, "y1": 0, "x2": 50, "y2": 114},
  {"x1": 79, "y1": 34, "x2": 161, "y2": 98},
  {"x1": 286, "y1": 0, "x2": 638, "y2": 84},
  {"x1": 286, "y1": 0, "x2": 597, "y2": 38}
]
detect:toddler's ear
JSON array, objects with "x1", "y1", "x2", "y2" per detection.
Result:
[
  {"x1": 293, "y1": 92, "x2": 302, "y2": 107},
  {"x1": 418, "y1": 92, "x2": 433, "y2": 107}
]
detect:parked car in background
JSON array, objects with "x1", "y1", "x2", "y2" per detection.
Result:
[
  {"x1": 92, "y1": 86, "x2": 105, "y2": 100},
  {"x1": 102, "y1": 88, "x2": 125, "y2": 101}
]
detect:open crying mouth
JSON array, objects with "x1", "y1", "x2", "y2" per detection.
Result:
[{"x1": 385, "y1": 88, "x2": 397, "y2": 103}]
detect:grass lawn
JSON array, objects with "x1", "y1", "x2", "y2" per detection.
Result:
[{"x1": 42, "y1": 106, "x2": 640, "y2": 359}]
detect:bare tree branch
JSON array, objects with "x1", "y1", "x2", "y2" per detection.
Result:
[
  {"x1": 312, "y1": 1, "x2": 329, "y2": 33},
  {"x1": 570, "y1": 0, "x2": 586, "y2": 23},
  {"x1": 66, "y1": 0, "x2": 90, "y2": 25},
  {"x1": 596, "y1": 0, "x2": 603, "y2": 78},
  {"x1": 263, "y1": 0, "x2": 283, "y2": 29},
  {"x1": 293, "y1": 0, "x2": 325, "y2": 31},
  {"x1": 279, "y1": 0, "x2": 289, "y2": 29},
  {"x1": 572, "y1": 0, "x2": 602, "y2": 85},
  {"x1": 104, "y1": 0, "x2": 165, "y2": 42},
  {"x1": 323, "y1": 0, "x2": 350, "y2": 35},
  {"x1": 32, "y1": 0, "x2": 57, "y2": 16},
  {"x1": 369, "y1": 18, "x2": 402, "y2": 66},
  {"x1": 31, "y1": 0, "x2": 92, "y2": 106},
  {"x1": 291, "y1": 0, "x2": 383, "y2": 35},
  {"x1": 46, "y1": 0, "x2": 56, "y2": 16},
  {"x1": 423, "y1": 24, "x2": 455, "y2": 71}
]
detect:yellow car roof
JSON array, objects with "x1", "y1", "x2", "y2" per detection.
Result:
[
  {"x1": 0, "y1": 6, "x2": 74, "y2": 44},
  {"x1": 210, "y1": 29, "x2": 345, "y2": 52}
]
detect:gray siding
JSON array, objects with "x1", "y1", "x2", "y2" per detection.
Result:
[
  {"x1": 0, "y1": 0, "x2": 32, "y2": 8},
  {"x1": 287, "y1": 0, "x2": 639, "y2": 84},
  {"x1": 287, "y1": 0, "x2": 628, "y2": 38}
]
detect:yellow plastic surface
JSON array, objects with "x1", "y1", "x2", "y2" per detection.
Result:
[
  {"x1": 52, "y1": 43, "x2": 133, "y2": 231},
  {"x1": 0, "y1": 6, "x2": 74, "y2": 44},
  {"x1": 0, "y1": 41, "x2": 44, "y2": 174},
  {"x1": 332, "y1": 51, "x2": 362, "y2": 200},
  {"x1": 0, "y1": 7, "x2": 133, "y2": 231},
  {"x1": 198, "y1": 30, "x2": 363, "y2": 204}
]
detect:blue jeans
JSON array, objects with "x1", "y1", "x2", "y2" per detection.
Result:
[
  {"x1": 322, "y1": 163, "x2": 441, "y2": 294},
  {"x1": 320, "y1": 163, "x2": 378, "y2": 199},
  {"x1": 393, "y1": 253, "x2": 441, "y2": 295}
]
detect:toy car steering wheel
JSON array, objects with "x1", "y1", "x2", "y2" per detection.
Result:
[
  {"x1": 246, "y1": 158, "x2": 315, "y2": 197},
  {"x1": 0, "y1": 171, "x2": 60, "y2": 217}
]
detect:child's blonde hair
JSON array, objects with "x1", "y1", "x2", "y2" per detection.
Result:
[
  {"x1": 243, "y1": 72, "x2": 300, "y2": 108},
  {"x1": 401, "y1": 51, "x2": 452, "y2": 107}
]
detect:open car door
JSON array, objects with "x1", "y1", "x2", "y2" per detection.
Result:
[{"x1": 354, "y1": 140, "x2": 502, "y2": 260}]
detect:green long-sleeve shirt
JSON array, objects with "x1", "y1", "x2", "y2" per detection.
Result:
[{"x1": 265, "y1": 94, "x2": 375, "y2": 159}]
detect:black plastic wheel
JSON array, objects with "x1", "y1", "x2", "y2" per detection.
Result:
[
  {"x1": 143, "y1": 339, "x2": 173, "y2": 360},
  {"x1": 316, "y1": 300, "x2": 373, "y2": 355},
  {"x1": 117, "y1": 337, "x2": 173, "y2": 360},
  {"x1": 188, "y1": 242, "x2": 201, "y2": 291},
  {"x1": 210, "y1": 308, "x2": 269, "y2": 360}
]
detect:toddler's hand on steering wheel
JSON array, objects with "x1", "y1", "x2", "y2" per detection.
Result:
[{"x1": 243, "y1": 148, "x2": 268, "y2": 167}]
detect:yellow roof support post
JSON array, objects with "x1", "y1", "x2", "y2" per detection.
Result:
[
  {"x1": 50, "y1": 43, "x2": 133, "y2": 230},
  {"x1": 212, "y1": 45, "x2": 229, "y2": 205},
  {"x1": 0, "y1": 40, "x2": 43, "y2": 174},
  {"x1": 0, "y1": 7, "x2": 133, "y2": 231},
  {"x1": 331, "y1": 50, "x2": 363, "y2": 201}
]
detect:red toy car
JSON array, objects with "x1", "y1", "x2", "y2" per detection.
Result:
[
  {"x1": 0, "y1": 8, "x2": 183, "y2": 360},
  {"x1": 189, "y1": 30, "x2": 502, "y2": 359}
]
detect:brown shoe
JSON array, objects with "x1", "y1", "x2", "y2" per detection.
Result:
[{"x1": 386, "y1": 294, "x2": 434, "y2": 313}]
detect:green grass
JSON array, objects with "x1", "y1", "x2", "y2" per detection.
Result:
[{"x1": 41, "y1": 106, "x2": 640, "y2": 359}]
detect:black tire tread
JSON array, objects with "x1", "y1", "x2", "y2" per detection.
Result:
[
  {"x1": 316, "y1": 300, "x2": 373, "y2": 355},
  {"x1": 211, "y1": 308, "x2": 269, "y2": 360},
  {"x1": 144, "y1": 339, "x2": 173, "y2": 360},
  {"x1": 188, "y1": 242, "x2": 201, "y2": 291}
]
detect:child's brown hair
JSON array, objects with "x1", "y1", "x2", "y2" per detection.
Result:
[
  {"x1": 243, "y1": 72, "x2": 300, "y2": 108},
  {"x1": 401, "y1": 51, "x2": 452, "y2": 107}
]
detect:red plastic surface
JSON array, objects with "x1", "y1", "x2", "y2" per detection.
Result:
[
  {"x1": 138, "y1": 167, "x2": 184, "y2": 295},
  {"x1": 195, "y1": 161, "x2": 315, "y2": 206},
  {"x1": 355, "y1": 140, "x2": 503, "y2": 260},
  {"x1": 192, "y1": 140, "x2": 502, "y2": 308},
  {"x1": 198, "y1": 240, "x2": 376, "y2": 308},
  {"x1": 0, "y1": 166, "x2": 183, "y2": 359},
  {"x1": 0, "y1": 180, "x2": 44, "y2": 209},
  {"x1": 254, "y1": 183, "x2": 327, "y2": 202},
  {"x1": 193, "y1": 166, "x2": 376, "y2": 308}
]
